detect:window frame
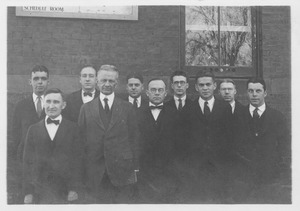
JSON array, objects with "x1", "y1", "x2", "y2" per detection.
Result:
[{"x1": 180, "y1": 6, "x2": 262, "y2": 79}]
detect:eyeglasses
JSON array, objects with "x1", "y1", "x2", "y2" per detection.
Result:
[
  {"x1": 149, "y1": 88, "x2": 165, "y2": 94},
  {"x1": 173, "y1": 81, "x2": 186, "y2": 86}
]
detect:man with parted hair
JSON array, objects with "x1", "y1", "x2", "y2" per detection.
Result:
[
  {"x1": 188, "y1": 70, "x2": 233, "y2": 202},
  {"x1": 22, "y1": 88, "x2": 84, "y2": 204},
  {"x1": 63, "y1": 65, "x2": 100, "y2": 122},
  {"x1": 231, "y1": 77, "x2": 291, "y2": 203},
  {"x1": 78, "y1": 64, "x2": 139, "y2": 203},
  {"x1": 125, "y1": 71, "x2": 147, "y2": 110},
  {"x1": 219, "y1": 78, "x2": 245, "y2": 115}
]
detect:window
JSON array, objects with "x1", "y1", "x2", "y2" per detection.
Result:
[{"x1": 180, "y1": 6, "x2": 262, "y2": 78}]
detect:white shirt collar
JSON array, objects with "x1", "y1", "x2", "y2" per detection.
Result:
[
  {"x1": 128, "y1": 96, "x2": 141, "y2": 106},
  {"x1": 249, "y1": 103, "x2": 266, "y2": 117},
  {"x1": 99, "y1": 92, "x2": 115, "y2": 108},
  {"x1": 230, "y1": 100, "x2": 236, "y2": 114},
  {"x1": 32, "y1": 93, "x2": 44, "y2": 102},
  {"x1": 198, "y1": 96, "x2": 215, "y2": 112},
  {"x1": 45, "y1": 114, "x2": 62, "y2": 122},
  {"x1": 149, "y1": 102, "x2": 163, "y2": 107},
  {"x1": 174, "y1": 95, "x2": 186, "y2": 102}
]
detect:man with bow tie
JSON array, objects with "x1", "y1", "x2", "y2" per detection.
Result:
[
  {"x1": 63, "y1": 65, "x2": 100, "y2": 122},
  {"x1": 22, "y1": 88, "x2": 84, "y2": 204},
  {"x1": 231, "y1": 78, "x2": 291, "y2": 203},
  {"x1": 137, "y1": 78, "x2": 179, "y2": 203}
]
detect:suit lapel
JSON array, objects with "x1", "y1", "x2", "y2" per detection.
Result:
[
  {"x1": 90, "y1": 97, "x2": 105, "y2": 130},
  {"x1": 107, "y1": 97, "x2": 121, "y2": 131},
  {"x1": 52, "y1": 118, "x2": 67, "y2": 143},
  {"x1": 76, "y1": 90, "x2": 84, "y2": 105},
  {"x1": 259, "y1": 106, "x2": 270, "y2": 136}
]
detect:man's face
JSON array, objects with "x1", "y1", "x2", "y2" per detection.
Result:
[
  {"x1": 219, "y1": 82, "x2": 237, "y2": 103},
  {"x1": 126, "y1": 78, "x2": 144, "y2": 98},
  {"x1": 44, "y1": 93, "x2": 66, "y2": 119},
  {"x1": 29, "y1": 71, "x2": 49, "y2": 96},
  {"x1": 146, "y1": 80, "x2": 167, "y2": 105},
  {"x1": 80, "y1": 67, "x2": 97, "y2": 92},
  {"x1": 247, "y1": 82, "x2": 267, "y2": 107},
  {"x1": 171, "y1": 75, "x2": 189, "y2": 98},
  {"x1": 195, "y1": 77, "x2": 216, "y2": 100},
  {"x1": 97, "y1": 70, "x2": 118, "y2": 95}
]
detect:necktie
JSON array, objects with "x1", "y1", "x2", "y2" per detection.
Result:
[
  {"x1": 104, "y1": 98, "x2": 110, "y2": 113},
  {"x1": 133, "y1": 98, "x2": 138, "y2": 109},
  {"x1": 178, "y1": 98, "x2": 183, "y2": 111},
  {"x1": 150, "y1": 105, "x2": 163, "y2": 110},
  {"x1": 83, "y1": 92, "x2": 92, "y2": 97},
  {"x1": 204, "y1": 101, "x2": 210, "y2": 116},
  {"x1": 36, "y1": 96, "x2": 42, "y2": 117},
  {"x1": 47, "y1": 118, "x2": 60, "y2": 125},
  {"x1": 253, "y1": 107, "x2": 260, "y2": 120}
]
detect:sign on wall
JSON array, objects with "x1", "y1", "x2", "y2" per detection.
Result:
[{"x1": 16, "y1": 6, "x2": 138, "y2": 20}]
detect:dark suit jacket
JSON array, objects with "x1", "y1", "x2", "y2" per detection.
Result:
[
  {"x1": 12, "y1": 95, "x2": 46, "y2": 161},
  {"x1": 22, "y1": 118, "x2": 84, "y2": 203},
  {"x1": 138, "y1": 105, "x2": 178, "y2": 171},
  {"x1": 78, "y1": 96, "x2": 139, "y2": 190},
  {"x1": 63, "y1": 89, "x2": 100, "y2": 122},
  {"x1": 190, "y1": 97, "x2": 233, "y2": 164},
  {"x1": 234, "y1": 105, "x2": 291, "y2": 185},
  {"x1": 165, "y1": 97, "x2": 193, "y2": 158}
]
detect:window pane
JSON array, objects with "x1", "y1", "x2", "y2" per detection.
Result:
[
  {"x1": 185, "y1": 6, "x2": 219, "y2": 66},
  {"x1": 220, "y1": 7, "x2": 252, "y2": 67}
]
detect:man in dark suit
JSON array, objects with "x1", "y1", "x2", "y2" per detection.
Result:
[
  {"x1": 232, "y1": 78, "x2": 291, "y2": 203},
  {"x1": 189, "y1": 70, "x2": 232, "y2": 203},
  {"x1": 165, "y1": 70, "x2": 193, "y2": 157},
  {"x1": 125, "y1": 71, "x2": 147, "y2": 110},
  {"x1": 78, "y1": 65, "x2": 139, "y2": 203},
  {"x1": 138, "y1": 78, "x2": 179, "y2": 203},
  {"x1": 23, "y1": 88, "x2": 84, "y2": 204},
  {"x1": 10, "y1": 65, "x2": 49, "y2": 203},
  {"x1": 63, "y1": 66, "x2": 99, "y2": 122}
]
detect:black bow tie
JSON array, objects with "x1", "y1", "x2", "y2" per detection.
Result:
[
  {"x1": 47, "y1": 118, "x2": 60, "y2": 125},
  {"x1": 83, "y1": 92, "x2": 92, "y2": 97},
  {"x1": 150, "y1": 105, "x2": 163, "y2": 110}
]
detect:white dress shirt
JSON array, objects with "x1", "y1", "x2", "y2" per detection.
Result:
[
  {"x1": 32, "y1": 93, "x2": 44, "y2": 112},
  {"x1": 45, "y1": 115, "x2": 62, "y2": 141},
  {"x1": 81, "y1": 89, "x2": 96, "y2": 104},
  {"x1": 249, "y1": 103, "x2": 266, "y2": 117},
  {"x1": 149, "y1": 102, "x2": 163, "y2": 121},
  {"x1": 198, "y1": 96, "x2": 215, "y2": 114},
  {"x1": 99, "y1": 92, "x2": 115, "y2": 110},
  {"x1": 230, "y1": 100, "x2": 236, "y2": 114},
  {"x1": 174, "y1": 95, "x2": 186, "y2": 109},
  {"x1": 128, "y1": 96, "x2": 141, "y2": 108}
]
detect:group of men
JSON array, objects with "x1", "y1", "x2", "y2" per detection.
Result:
[{"x1": 11, "y1": 64, "x2": 291, "y2": 204}]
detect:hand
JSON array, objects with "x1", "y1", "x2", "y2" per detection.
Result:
[
  {"x1": 67, "y1": 191, "x2": 78, "y2": 202},
  {"x1": 24, "y1": 194, "x2": 33, "y2": 204}
]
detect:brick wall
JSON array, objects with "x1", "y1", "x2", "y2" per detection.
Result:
[{"x1": 7, "y1": 6, "x2": 291, "y2": 120}]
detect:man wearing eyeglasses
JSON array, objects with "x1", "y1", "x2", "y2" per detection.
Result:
[
  {"x1": 137, "y1": 78, "x2": 179, "y2": 203},
  {"x1": 165, "y1": 71, "x2": 193, "y2": 157}
]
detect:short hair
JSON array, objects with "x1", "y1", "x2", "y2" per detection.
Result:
[
  {"x1": 195, "y1": 70, "x2": 215, "y2": 82},
  {"x1": 219, "y1": 78, "x2": 236, "y2": 88},
  {"x1": 98, "y1": 64, "x2": 119, "y2": 78},
  {"x1": 44, "y1": 88, "x2": 66, "y2": 101},
  {"x1": 170, "y1": 71, "x2": 188, "y2": 83},
  {"x1": 147, "y1": 78, "x2": 166, "y2": 89},
  {"x1": 126, "y1": 71, "x2": 144, "y2": 84},
  {"x1": 31, "y1": 65, "x2": 49, "y2": 78},
  {"x1": 247, "y1": 77, "x2": 266, "y2": 91},
  {"x1": 80, "y1": 65, "x2": 97, "y2": 75}
]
